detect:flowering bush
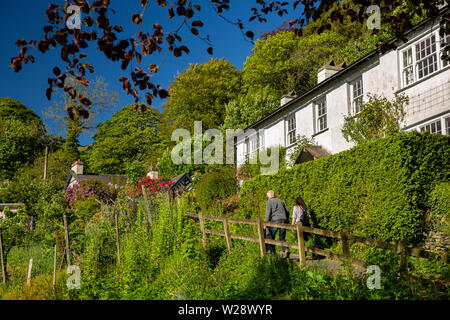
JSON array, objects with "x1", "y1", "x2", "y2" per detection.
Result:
[
  {"x1": 64, "y1": 179, "x2": 118, "y2": 206},
  {"x1": 236, "y1": 164, "x2": 254, "y2": 181},
  {"x1": 131, "y1": 176, "x2": 174, "y2": 197},
  {"x1": 216, "y1": 194, "x2": 240, "y2": 214}
]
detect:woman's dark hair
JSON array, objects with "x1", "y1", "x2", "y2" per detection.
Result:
[{"x1": 295, "y1": 196, "x2": 307, "y2": 211}]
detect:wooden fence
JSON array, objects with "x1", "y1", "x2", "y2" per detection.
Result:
[{"x1": 186, "y1": 212, "x2": 448, "y2": 275}]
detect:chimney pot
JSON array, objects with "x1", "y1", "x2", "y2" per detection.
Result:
[
  {"x1": 317, "y1": 60, "x2": 345, "y2": 84},
  {"x1": 280, "y1": 90, "x2": 297, "y2": 106},
  {"x1": 147, "y1": 166, "x2": 158, "y2": 180},
  {"x1": 71, "y1": 159, "x2": 84, "y2": 175}
]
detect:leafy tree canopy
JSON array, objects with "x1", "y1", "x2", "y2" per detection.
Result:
[
  {"x1": 83, "y1": 104, "x2": 163, "y2": 175},
  {"x1": 0, "y1": 97, "x2": 43, "y2": 125},
  {"x1": 242, "y1": 31, "x2": 301, "y2": 94},
  {"x1": 223, "y1": 86, "x2": 280, "y2": 130},
  {"x1": 160, "y1": 58, "x2": 241, "y2": 139},
  {"x1": 0, "y1": 119, "x2": 46, "y2": 181}
]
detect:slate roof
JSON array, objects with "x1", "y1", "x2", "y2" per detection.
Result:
[
  {"x1": 295, "y1": 145, "x2": 331, "y2": 165},
  {"x1": 64, "y1": 171, "x2": 127, "y2": 190},
  {"x1": 169, "y1": 173, "x2": 192, "y2": 191}
]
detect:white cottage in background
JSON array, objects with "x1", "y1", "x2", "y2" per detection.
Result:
[{"x1": 235, "y1": 8, "x2": 450, "y2": 167}]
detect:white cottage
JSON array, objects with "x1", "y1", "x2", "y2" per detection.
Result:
[{"x1": 235, "y1": 9, "x2": 450, "y2": 167}]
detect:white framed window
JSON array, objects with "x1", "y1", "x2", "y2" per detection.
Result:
[
  {"x1": 244, "y1": 137, "x2": 250, "y2": 159},
  {"x1": 420, "y1": 119, "x2": 442, "y2": 134},
  {"x1": 442, "y1": 33, "x2": 450, "y2": 68},
  {"x1": 315, "y1": 98, "x2": 327, "y2": 132},
  {"x1": 250, "y1": 133, "x2": 260, "y2": 158},
  {"x1": 415, "y1": 34, "x2": 438, "y2": 79},
  {"x1": 402, "y1": 47, "x2": 414, "y2": 85},
  {"x1": 400, "y1": 31, "x2": 448, "y2": 87},
  {"x1": 259, "y1": 131, "x2": 265, "y2": 150},
  {"x1": 286, "y1": 116, "x2": 296, "y2": 146},
  {"x1": 350, "y1": 77, "x2": 364, "y2": 115},
  {"x1": 445, "y1": 116, "x2": 450, "y2": 134}
]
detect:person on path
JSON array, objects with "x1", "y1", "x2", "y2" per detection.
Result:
[
  {"x1": 291, "y1": 195, "x2": 311, "y2": 241},
  {"x1": 264, "y1": 190, "x2": 290, "y2": 258}
]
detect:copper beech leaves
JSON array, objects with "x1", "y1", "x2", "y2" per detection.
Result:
[{"x1": 9, "y1": 0, "x2": 448, "y2": 120}]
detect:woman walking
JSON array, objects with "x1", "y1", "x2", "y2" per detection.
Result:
[{"x1": 291, "y1": 196, "x2": 310, "y2": 240}]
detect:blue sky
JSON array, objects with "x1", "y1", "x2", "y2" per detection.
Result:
[{"x1": 0, "y1": 1, "x2": 292, "y2": 145}]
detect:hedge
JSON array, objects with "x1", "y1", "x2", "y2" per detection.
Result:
[{"x1": 237, "y1": 132, "x2": 450, "y2": 245}]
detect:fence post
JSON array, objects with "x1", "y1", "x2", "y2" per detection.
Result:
[
  {"x1": 0, "y1": 229, "x2": 6, "y2": 284},
  {"x1": 256, "y1": 217, "x2": 266, "y2": 257},
  {"x1": 63, "y1": 214, "x2": 71, "y2": 266},
  {"x1": 223, "y1": 216, "x2": 232, "y2": 254},
  {"x1": 27, "y1": 258, "x2": 33, "y2": 286},
  {"x1": 441, "y1": 252, "x2": 448, "y2": 265},
  {"x1": 397, "y1": 240, "x2": 408, "y2": 275},
  {"x1": 296, "y1": 222, "x2": 306, "y2": 266},
  {"x1": 52, "y1": 244, "x2": 57, "y2": 289},
  {"x1": 198, "y1": 212, "x2": 207, "y2": 246},
  {"x1": 142, "y1": 187, "x2": 152, "y2": 226},
  {"x1": 341, "y1": 229, "x2": 351, "y2": 264},
  {"x1": 115, "y1": 211, "x2": 121, "y2": 264}
]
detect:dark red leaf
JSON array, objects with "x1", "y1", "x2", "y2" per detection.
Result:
[
  {"x1": 15, "y1": 39, "x2": 27, "y2": 47},
  {"x1": 53, "y1": 67, "x2": 61, "y2": 76}
]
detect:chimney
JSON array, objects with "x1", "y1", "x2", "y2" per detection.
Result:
[
  {"x1": 317, "y1": 60, "x2": 346, "y2": 84},
  {"x1": 71, "y1": 159, "x2": 84, "y2": 175},
  {"x1": 147, "y1": 165, "x2": 158, "y2": 180},
  {"x1": 280, "y1": 90, "x2": 297, "y2": 106}
]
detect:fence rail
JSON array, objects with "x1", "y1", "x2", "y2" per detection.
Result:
[{"x1": 186, "y1": 212, "x2": 448, "y2": 273}]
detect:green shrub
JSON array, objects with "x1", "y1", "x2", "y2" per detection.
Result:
[
  {"x1": 195, "y1": 167, "x2": 237, "y2": 215},
  {"x1": 238, "y1": 132, "x2": 450, "y2": 244},
  {"x1": 427, "y1": 182, "x2": 450, "y2": 235}
]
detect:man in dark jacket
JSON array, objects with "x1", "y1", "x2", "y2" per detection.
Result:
[{"x1": 264, "y1": 190, "x2": 290, "y2": 258}]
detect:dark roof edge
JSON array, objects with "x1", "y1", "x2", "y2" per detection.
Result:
[{"x1": 243, "y1": 6, "x2": 448, "y2": 131}]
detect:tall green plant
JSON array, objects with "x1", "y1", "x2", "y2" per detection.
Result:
[{"x1": 341, "y1": 93, "x2": 408, "y2": 145}]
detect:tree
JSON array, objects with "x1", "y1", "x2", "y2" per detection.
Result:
[
  {"x1": 160, "y1": 58, "x2": 241, "y2": 138},
  {"x1": 223, "y1": 86, "x2": 280, "y2": 129},
  {"x1": 0, "y1": 118, "x2": 46, "y2": 180},
  {"x1": 0, "y1": 146, "x2": 74, "y2": 203},
  {"x1": 289, "y1": 30, "x2": 352, "y2": 93},
  {"x1": 0, "y1": 98, "x2": 43, "y2": 124},
  {"x1": 341, "y1": 93, "x2": 409, "y2": 145},
  {"x1": 242, "y1": 29, "x2": 353, "y2": 95},
  {"x1": 83, "y1": 104, "x2": 162, "y2": 175},
  {"x1": 242, "y1": 31, "x2": 301, "y2": 94},
  {"x1": 46, "y1": 76, "x2": 118, "y2": 156},
  {"x1": 9, "y1": 1, "x2": 448, "y2": 119}
]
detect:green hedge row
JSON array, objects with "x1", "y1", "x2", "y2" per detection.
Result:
[{"x1": 237, "y1": 132, "x2": 450, "y2": 245}]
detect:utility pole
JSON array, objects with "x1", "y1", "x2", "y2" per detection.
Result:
[{"x1": 43, "y1": 146, "x2": 48, "y2": 181}]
